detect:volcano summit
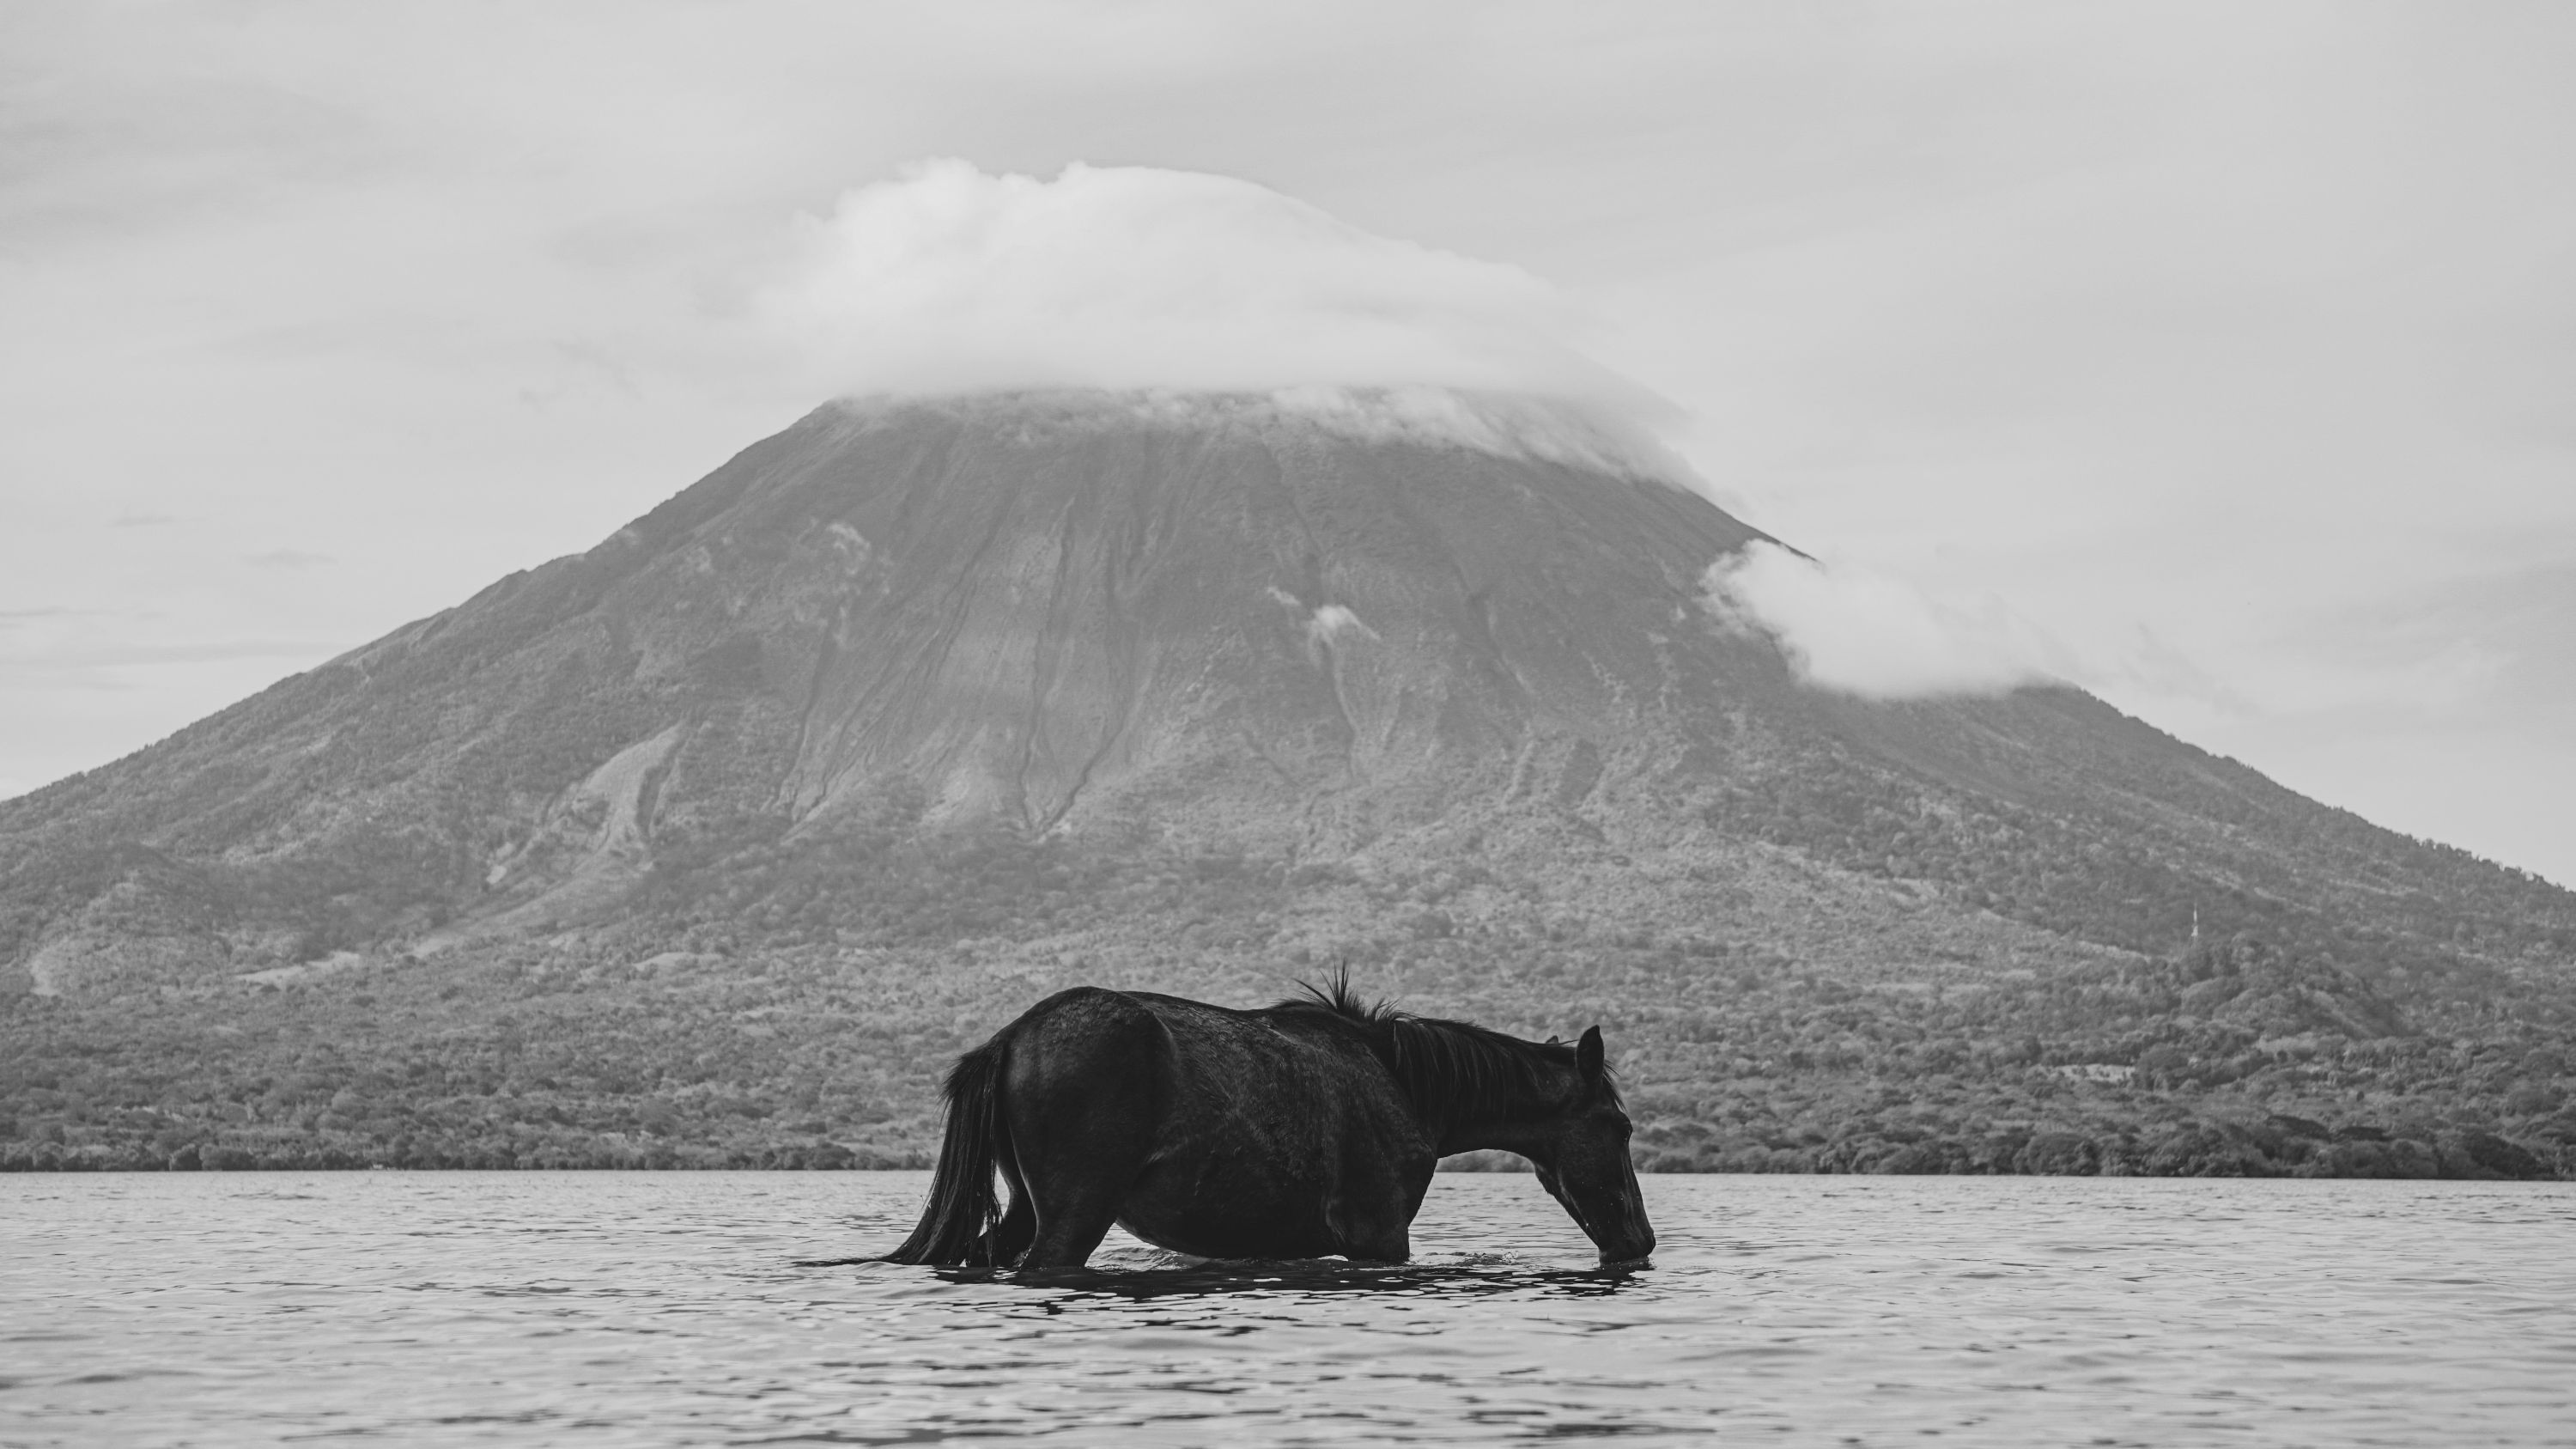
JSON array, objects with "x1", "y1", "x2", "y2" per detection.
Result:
[{"x1": 3, "y1": 390, "x2": 2571, "y2": 1177}]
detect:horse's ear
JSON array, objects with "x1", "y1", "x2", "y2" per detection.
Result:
[
  {"x1": 1545, "y1": 1034, "x2": 1563, "y2": 1046},
  {"x1": 1577, "y1": 1026, "x2": 1605, "y2": 1083}
]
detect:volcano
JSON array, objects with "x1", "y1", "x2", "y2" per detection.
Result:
[
  {"x1": 3, "y1": 390, "x2": 1788, "y2": 966},
  {"x1": 4, "y1": 390, "x2": 2571, "y2": 1177}
]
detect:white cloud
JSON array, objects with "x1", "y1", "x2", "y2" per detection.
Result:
[
  {"x1": 757, "y1": 159, "x2": 1668, "y2": 421},
  {"x1": 1704, "y1": 541, "x2": 2069, "y2": 700},
  {"x1": 1306, "y1": 603, "x2": 1377, "y2": 647}
]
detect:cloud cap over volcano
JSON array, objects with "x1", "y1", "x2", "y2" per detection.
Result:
[{"x1": 758, "y1": 159, "x2": 1664, "y2": 418}]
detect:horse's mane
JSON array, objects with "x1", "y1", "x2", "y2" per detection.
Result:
[{"x1": 1272, "y1": 974, "x2": 1619, "y2": 1119}]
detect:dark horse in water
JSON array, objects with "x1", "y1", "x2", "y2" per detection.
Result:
[{"x1": 882, "y1": 981, "x2": 1656, "y2": 1269}]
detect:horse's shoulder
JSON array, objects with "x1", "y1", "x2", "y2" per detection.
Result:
[{"x1": 1248, "y1": 1003, "x2": 1359, "y2": 1037}]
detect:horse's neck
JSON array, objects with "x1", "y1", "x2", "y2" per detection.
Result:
[
  {"x1": 1423, "y1": 1067, "x2": 1576, "y2": 1164},
  {"x1": 1435, "y1": 1113, "x2": 1556, "y2": 1163}
]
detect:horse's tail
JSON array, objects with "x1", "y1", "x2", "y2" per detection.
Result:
[{"x1": 882, "y1": 1035, "x2": 1010, "y2": 1266}]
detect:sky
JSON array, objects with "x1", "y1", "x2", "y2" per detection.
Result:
[{"x1": 2, "y1": 1, "x2": 2570, "y2": 886}]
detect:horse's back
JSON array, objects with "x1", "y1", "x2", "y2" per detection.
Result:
[
  {"x1": 992, "y1": 988, "x2": 1431, "y2": 1260},
  {"x1": 996, "y1": 988, "x2": 1337, "y2": 1112}
]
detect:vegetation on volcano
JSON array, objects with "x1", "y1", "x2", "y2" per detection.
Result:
[{"x1": 6, "y1": 819, "x2": 2568, "y2": 1179}]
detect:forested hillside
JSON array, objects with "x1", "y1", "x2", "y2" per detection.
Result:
[{"x1": 8, "y1": 812, "x2": 2569, "y2": 1178}]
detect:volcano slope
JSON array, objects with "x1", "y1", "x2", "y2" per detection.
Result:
[{"x1": 4, "y1": 390, "x2": 2572, "y2": 1178}]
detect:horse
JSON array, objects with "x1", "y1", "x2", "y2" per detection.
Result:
[{"x1": 880, "y1": 980, "x2": 1656, "y2": 1270}]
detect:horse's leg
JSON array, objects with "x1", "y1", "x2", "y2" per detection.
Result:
[
  {"x1": 1325, "y1": 1178, "x2": 1417, "y2": 1263},
  {"x1": 1327, "y1": 1197, "x2": 1412, "y2": 1263},
  {"x1": 1327, "y1": 1142, "x2": 1434, "y2": 1263},
  {"x1": 984, "y1": 1133, "x2": 1036, "y2": 1267},
  {"x1": 1000, "y1": 992, "x2": 1164, "y2": 1269}
]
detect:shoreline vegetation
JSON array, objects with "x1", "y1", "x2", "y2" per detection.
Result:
[
  {"x1": 6, "y1": 919, "x2": 2567, "y2": 1180},
  {"x1": 1, "y1": 1120, "x2": 2561, "y2": 1178},
  {"x1": 9, "y1": 795, "x2": 2573, "y2": 1185},
  {"x1": 3, "y1": 1141, "x2": 2564, "y2": 1178}
]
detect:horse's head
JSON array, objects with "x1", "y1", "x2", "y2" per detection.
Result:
[{"x1": 1532, "y1": 1026, "x2": 1656, "y2": 1266}]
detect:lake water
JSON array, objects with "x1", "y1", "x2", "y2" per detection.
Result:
[{"x1": 4, "y1": 1172, "x2": 2572, "y2": 1447}]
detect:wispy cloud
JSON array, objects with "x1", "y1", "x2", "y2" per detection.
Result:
[
  {"x1": 1704, "y1": 542, "x2": 2071, "y2": 701},
  {"x1": 0, "y1": 638, "x2": 337, "y2": 691},
  {"x1": 2102, "y1": 625, "x2": 2253, "y2": 717},
  {"x1": 517, "y1": 339, "x2": 644, "y2": 411}
]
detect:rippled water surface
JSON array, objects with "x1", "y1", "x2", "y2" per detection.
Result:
[{"x1": 5, "y1": 1172, "x2": 2573, "y2": 1446}]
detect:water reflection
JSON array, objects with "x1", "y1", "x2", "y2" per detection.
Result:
[
  {"x1": 6, "y1": 1173, "x2": 2573, "y2": 1448},
  {"x1": 921, "y1": 1256, "x2": 1649, "y2": 1302}
]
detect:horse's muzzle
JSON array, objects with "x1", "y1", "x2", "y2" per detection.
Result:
[{"x1": 1595, "y1": 1230, "x2": 1656, "y2": 1268}]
